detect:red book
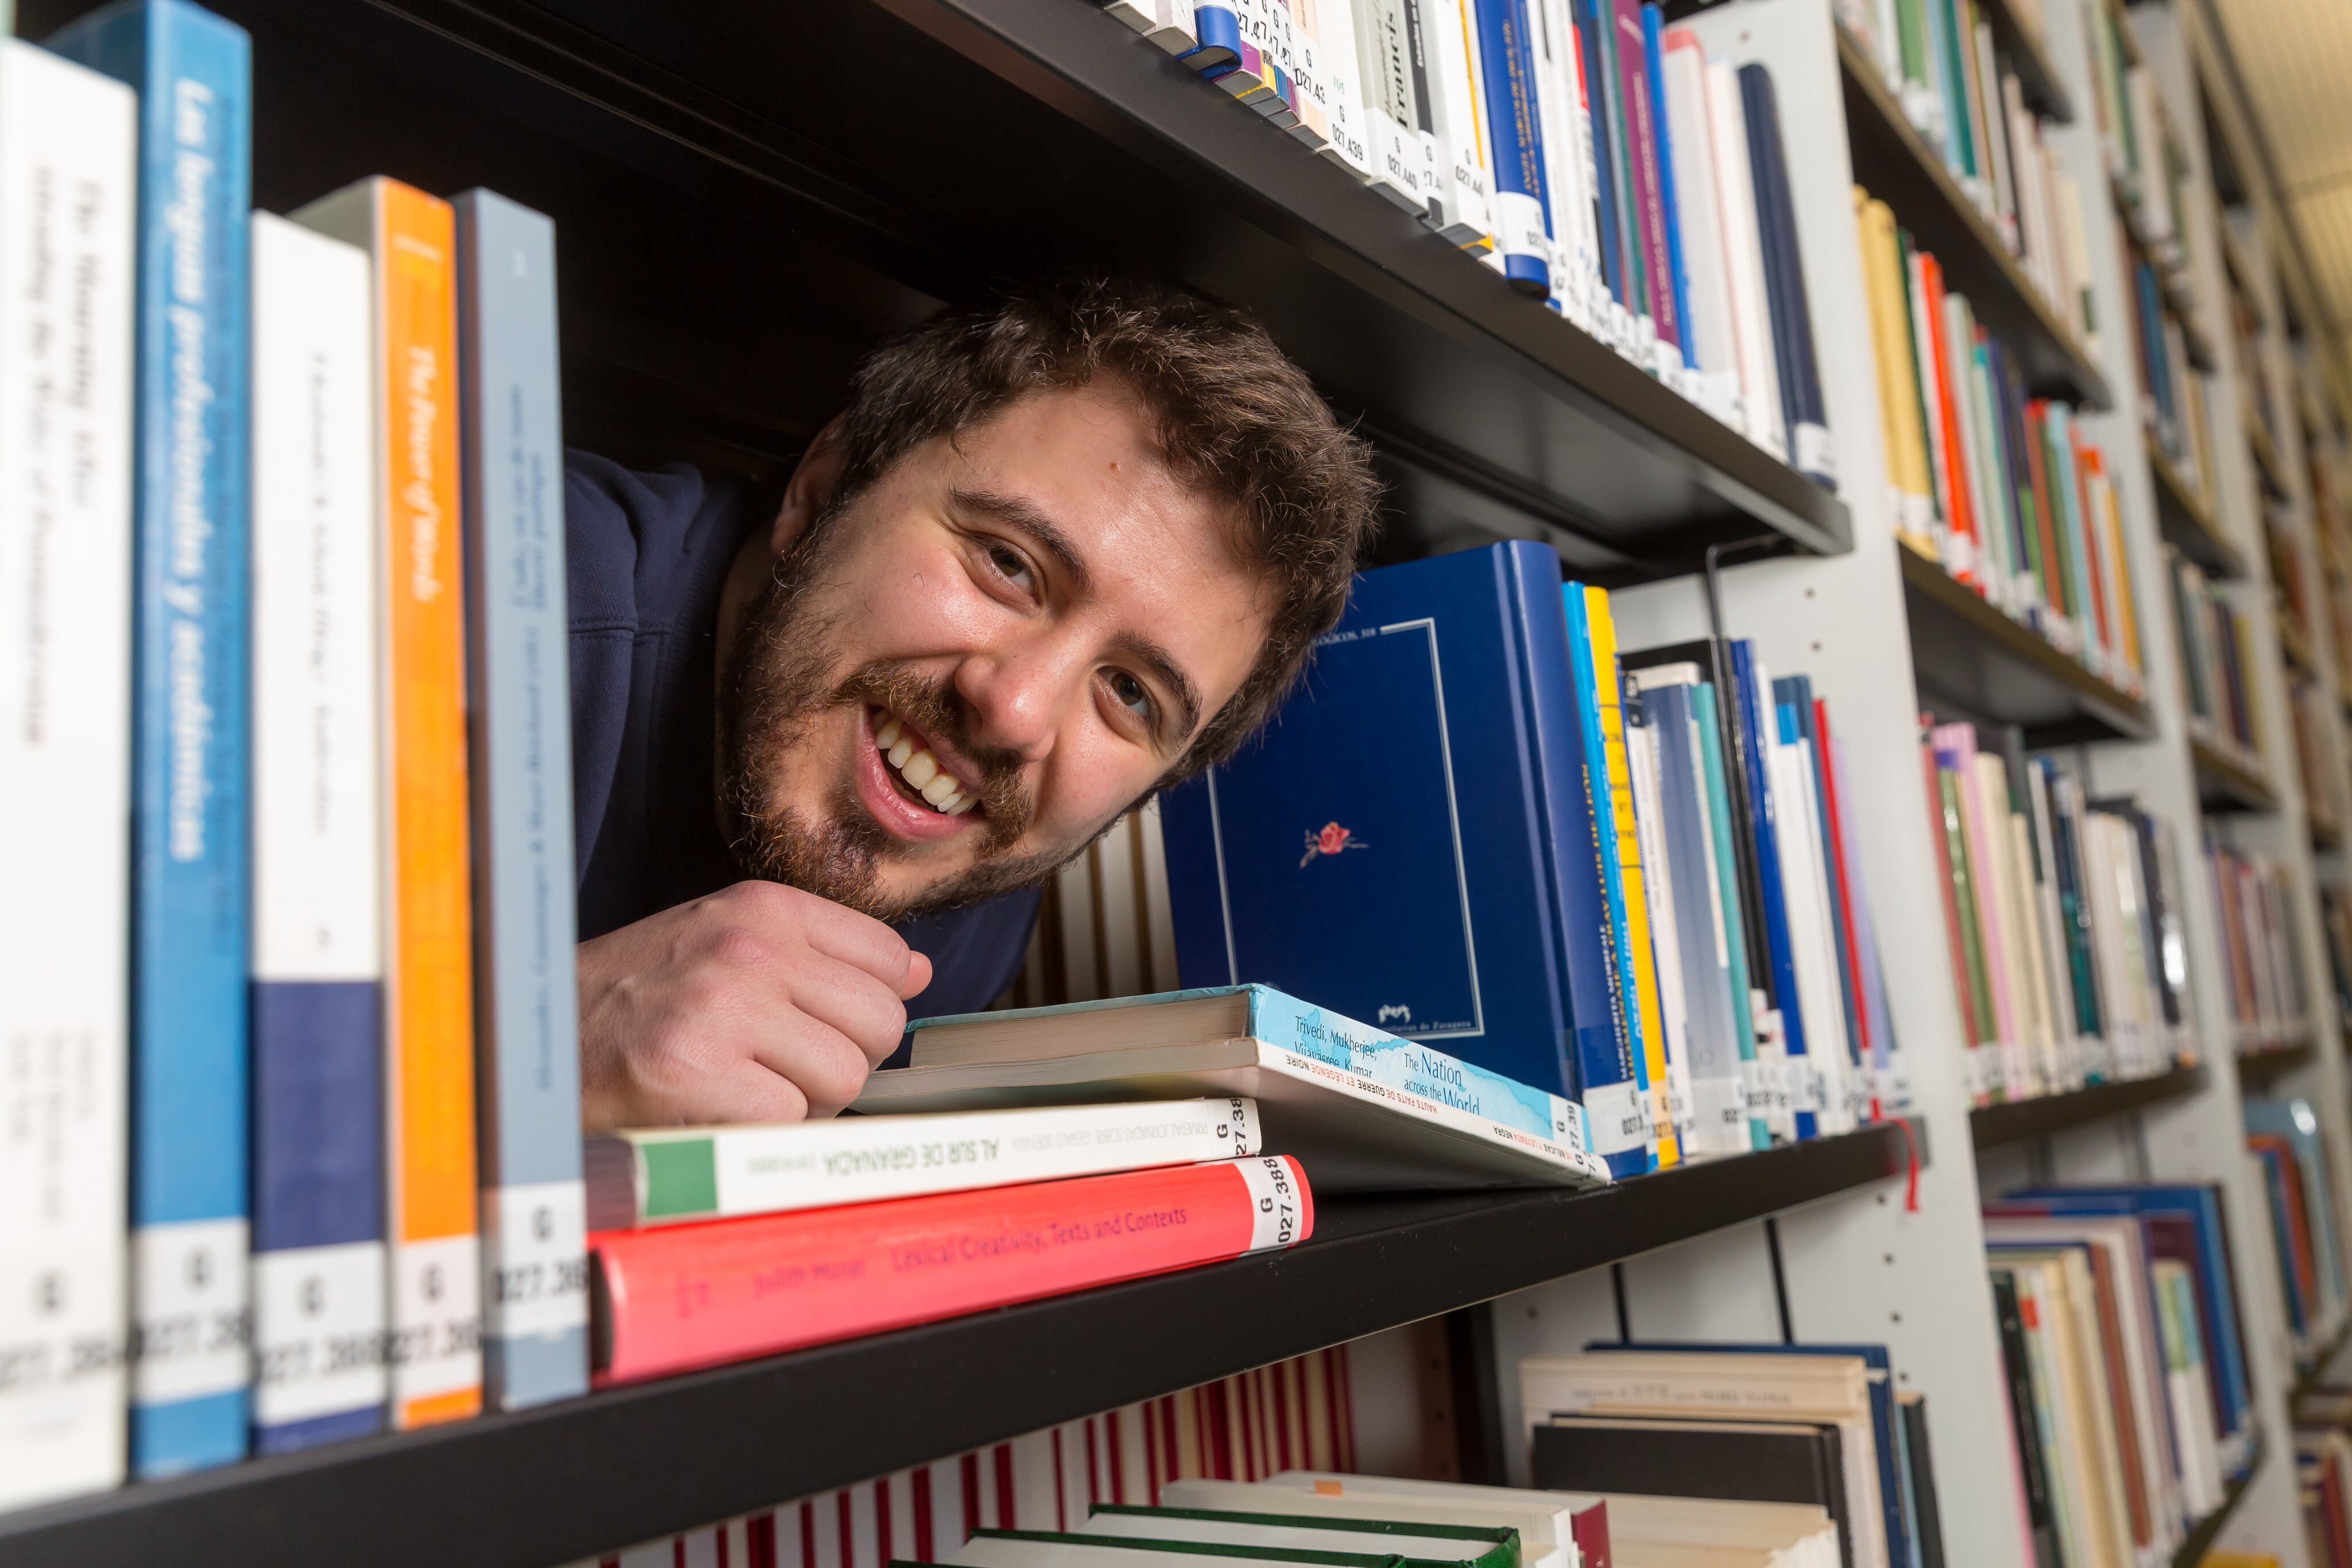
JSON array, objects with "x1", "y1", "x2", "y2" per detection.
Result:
[{"x1": 592, "y1": 1157, "x2": 1313, "y2": 1384}]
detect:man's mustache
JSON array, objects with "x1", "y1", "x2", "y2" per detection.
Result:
[{"x1": 833, "y1": 663, "x2": 1036, "y2": 848}]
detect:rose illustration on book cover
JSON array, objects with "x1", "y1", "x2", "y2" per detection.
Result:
[{"x1": 1298, "y1": 820, "x2": 1367, "y2": 867}]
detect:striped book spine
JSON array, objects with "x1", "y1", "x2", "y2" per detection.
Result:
[
  {"x1": 248, "y1": 211, "x2": 390, "y2": 1453},
  {"x1": 49, "y1": 0, "x2": 255, "y2": 1476},
  {"x1": 456, "y1": 189, "x2": 589, "y2": 1411},
  {"x1": 0, "y1": 38, "x2": 138, "y2": 1509},
  {"x1": 295, "y1": 176, "x2": 484, "y2": 1428}
]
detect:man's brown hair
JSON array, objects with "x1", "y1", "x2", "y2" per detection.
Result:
[{"x1": 825, "y1": 277, "x2": 1380, "y2": 780}]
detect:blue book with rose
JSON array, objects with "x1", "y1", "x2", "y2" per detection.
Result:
[{"x1": 1158, "y1": 544, "x2": 1646, "y2": 1172}]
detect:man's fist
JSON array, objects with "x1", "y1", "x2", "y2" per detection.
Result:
[{"x1": 577, "y1": 881, "x2": 934, "y2": 1129}]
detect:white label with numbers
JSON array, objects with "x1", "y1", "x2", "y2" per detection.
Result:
[
  {"x1": 254, "y1": 1240, "x2": 385, "y2": 1427},
  {"x1": 389, "y1": 1234, "x2": 481, "y2": 1415},
  {"x1": 132, "y1": 1217, "x2": 249, "y2": 1406},
  {"x1": 485, "y1": 1181, "x2": 589, "y2": 1344}
]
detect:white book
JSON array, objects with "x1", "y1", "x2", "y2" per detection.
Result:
[
  {"x1": 1353, "y1": 0, "x2": 1429, "y2": 209},
  {"x1": 1081, "y1": 1506, "x2": 1512, "y2": 1562},
  {"x1": 1769, "y1": 742, "x2": 1855, "y2": 1133},
  {"x1": 1423, "y1": 0, "x2": 1493, "y2": 245},
  {"x1": 1704, "y1": 60, "x2": 1783, "y2": 460},
  {"x1": 0, "y1": 38, "x2": 137, "y2": 1509},
  {"x1": 1104, "y1": 0, "x2": 1201, "y2": 55},
  {"x1": 1295, "y1": 0, "x2": 1370, "y2": 169},
  {"x1": 1659, "y1": 30, "x2": 1734, "y2": 386},
  {"x1": 247, "y1": 212, "x2": 392, "y2": 1445},
  {"x1": 1530, "y1": 0, "x2": 1593, "y2": 330},
  {"x1": 1168, "y1": 1474, "x2": 1584, "y2": 1568},
  {"x1": 584, "y1": 1097, "x2": 1262, "y2": 1228}
]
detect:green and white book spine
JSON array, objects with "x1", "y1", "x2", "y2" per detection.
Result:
[
  {"x1": 589, "y1": 1097, "x2": 1260, "y2": 1228},
  {"x1": 0, "y1": 37, "x2": 138, "y2": 1509}
]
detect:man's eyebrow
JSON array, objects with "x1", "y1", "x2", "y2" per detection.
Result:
[
  {"x1": 951, "y1": 487, "x2": 1093, "y2": 597},
  {"x1": 1107, "y1": 631, "x2": 1205, "y2": 745}
]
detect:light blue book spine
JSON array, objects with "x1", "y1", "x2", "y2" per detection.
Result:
[
  {"x1": 50, "y1": 0, "x2": 253, "y2": 1477},
  {"x1": 1689, "y1": 684, "x2": 1769, "y2": 1149},
  {"x1": 455, "y1": 190, "x2": 590, "y2": 1411}
]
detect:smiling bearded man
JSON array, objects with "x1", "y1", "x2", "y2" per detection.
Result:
[{"x1": 566, "y1": 280, "x2": 1379, "y2": 1129}]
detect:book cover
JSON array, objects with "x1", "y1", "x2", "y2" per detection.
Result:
[
  {"x1": 1531, "y1": 1416, "x2": 1850, "y2": 1564},
  {"x1": 295, "y1": 176, "x2": 483, "y2": 1430},
  {"x1": 1428, "y1": 0, "x2": 1496, "y2": 247},
  {"x1": 1660, "y1": 30, "x2": 1732, "y2": 379},
  {"x1": 1705, "y1": 57, "x2": 1782, "y2": 456},
  {"x1": 1640, "y1": 680, "x2": 1744, "y2": 1152},
  {"x1": 1160, "y1": 545, "x2": 1642, "y2": 1173},
  {"x1": 1470, "y1": 0, "x2": 1553, "y2": 292},
  {"x1": 1739, "y1": 61, "x2": 1832, "y2": 488},
  {"x1": 47, "y1": 0, "x2": 254, "y2": 1478},
  {"x1": 593, "y1": 1157, "x2": 1312, "y2": 1383},
  {"x1": 0, "y1": 36, "x2": 137, "y2": 1511},
  {"x1": 1610, "y1": 0, "x2": 1665, "y2": 343},
  {"x1": 1641, "y1": 6, "x2": 1691, "y2": 367},
  {"x1": 1690, "y1": 680, "x2": 1769, "y2": 1147},
  {"x1": 247, "y1": 212, "x2": 390, "y2": 1454},
  {"x1": 455, "y1": 189, "x2": 587, "y2": 1411},
  {"x1": 1729, "y1": 640, "x2": 1815, "y2": 1136},
  {"x1": 1081, "y1": 1503, "x2": 1517, "y2": 1568}
]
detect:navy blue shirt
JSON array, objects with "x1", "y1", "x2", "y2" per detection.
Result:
[{"x1": 564, "y1": 452, "x2": 1040, "y2": 1022}]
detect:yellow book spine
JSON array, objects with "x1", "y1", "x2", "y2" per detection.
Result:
[
  {"x1": 1585, "y1": 587, "x2": 1678, "y2": 1167},
  {"x1": 375, "y1": 179, "x2": 481, "y2": 1428}
]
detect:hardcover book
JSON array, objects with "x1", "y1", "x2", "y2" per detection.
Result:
[{"x1": 49, "y1": 0, "x2": 255, "y2": 1477}]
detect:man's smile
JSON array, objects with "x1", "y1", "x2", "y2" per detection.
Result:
[{"x1": 852, "y1": 704, "x2": 986, "y2": 845}]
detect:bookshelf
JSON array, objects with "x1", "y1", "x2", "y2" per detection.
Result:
[
  {"x1": 2172, "y1": 1434, "x2": 2269, "y2": 1567},
  {"x1": 0, "y1": 1127, "x2": 1924, "y2": 1568},
  {"x1": 2150, "y1": 437, "x2": 2246, "y2": 575},
  {"x1": 2191, "y1": 731, "x2": 2283, "y2": 813},
  {"x1": 1897, "y1": 541, "x2": 2159, "y2": 742},
  {"x1": 1967, "y1": 1063, "x2": 2208, "y2": 1148},
  {"x1": 2236, "y1": 1035, "x2": 2320, "y2": 1089},
  {"x1": 1976, "y1": 0, "x2": 2076, "y2": 122}
]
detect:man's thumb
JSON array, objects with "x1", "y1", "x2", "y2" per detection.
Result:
[{"x1": 900, "y1": 949, "x2": 934, "y2": 1000}]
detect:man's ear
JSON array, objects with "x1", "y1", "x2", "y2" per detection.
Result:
[{"x1": 770, "y1": 416, "x2": 848, "y2": 560}]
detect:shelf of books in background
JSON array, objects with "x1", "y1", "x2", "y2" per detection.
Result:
[
  {"x1": 1101, "y1": 0, "x2": 1838, "y2": 489},
  {"x1": 1918, "y1": 719, "x2": 2196, "y2": 1105},
  {"x1": 1979, "y1": 1180, "x2": 2264, "y2": 1566},
  {"x1": 2242, "y1": 1093, "x2": 2351, "y2": 1378},
  {"x1": 2207, "y1": 841, "x2": 2315, "y2": 1059},
  {"x1": 2173, "y1": 553, "x2": 2269, "y2": 775}
]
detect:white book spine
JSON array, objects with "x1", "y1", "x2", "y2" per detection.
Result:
[
  {"x1": 1704, "y1": 60, "x2": 1782, "y2": 460},
  {"x1": 1423, "y1": 0, "x2": 1492, "y2": 245},
  {"x1": 0, "y1": 39, "x2": 137, "y2": 1509},
  {"x1": 1355, "y1": 0, "x2": 1428, "y2": 209},
  {"x1": 1306, "y1": 0, "x2": 1378, "y2": 176}
]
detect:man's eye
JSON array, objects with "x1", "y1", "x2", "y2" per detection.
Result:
[
  {"x1": 1109, "y1": 671, "x2": 1154, "y2": 718},
  {"x1": 987, "y1": 541, "x2": 1034, "y2": 590}
]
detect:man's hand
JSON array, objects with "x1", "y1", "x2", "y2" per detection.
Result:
[{"x1": 577, "y1": 881, "x2": 934, "y2": 1129}]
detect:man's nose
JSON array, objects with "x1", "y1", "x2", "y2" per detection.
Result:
[{"x1": 950, "y1": 648, "x2": 1075, "y2": 764}]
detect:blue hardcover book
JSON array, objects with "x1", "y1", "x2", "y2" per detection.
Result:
[
  {"x1": 1592, "y1": 1340, "x2": 1910, "y2": 1568},
  {"x1": 1739, "y1": 61, "x2": 1833, "y2": 490},
  {"x1": 1570, "y1": 0, "x2": 1626, "y2": 308},
  {"x1": 456, "y1": 191, "x2": 589, "y2": 1412},
  {"x1": 1160, "y1": 543, "x2": 1647, "y2": 1174},
  {"x1": 50, "y1": 0, "x2": 253, "y2": 1477},
  {"x1": 1183, "y1": 1, "x2": 1244, "y2": 75},
  {"x1": 1640, "y1": 4, "x2": 1693, "y2": 364},
  {"x1": 1691, "y1": 681, "x2": 1769, "y2": 1149},
  {"x1": 1471, "y1": 0, "x2": 1553, "y2": 295},
  {"x1": 1730, "y1": 640, "x2": 1815, "y2": 1138},
  {"x1": 2246, "y1": 1098, "x2": 2350, "y2": 1325},
  {"x1": 2004, "y1": 1185, "x2": 2254, "y2": 1442}
]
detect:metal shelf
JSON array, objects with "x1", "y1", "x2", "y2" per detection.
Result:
[
  {"x1": 2150, "y1": 445, "x2": 2246, "y2": 578},
  {"x1": 2237, "y1": 1035, "x2": 2318, "y2": 1087},
  {"x1": 1969, "y1": 1064, "x2": 2207, "y2": 1149},
  {"x1": 2191, "y1": 733, "x2": 2280, "y2": 814},
  {"x1": 1900, "y1": 544, "x2": 2158, "y2": 744},
  {"x1": 0, "y1": 1125, "x2": 1925, "y2": 1568},
  {"x1": 1839, "y1": 27, "x2": 2110, "y2": 409}
]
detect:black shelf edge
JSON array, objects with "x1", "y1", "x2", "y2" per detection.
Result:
[
  {"x1": 2314, "y1": 816, "x2": 2344, "y2": 854},
  {"x1": 1899, "y1": 543, "x2": 2158, "y2": 744},
  {"x1": 2237, "y1": 1035, "x2": 2317, "y2": 1086},
  {"x1": 0, "y1": 1124, "x2": 1925, "y2": 1568},
  {"x1": 2293, "y1": 1321, "x2": 2352, "y2": 1403},
  {"x1": 2151, "y1": 446, "x2": 2246, "y2": 578},
  {"x1": 1970, "y1": 1063, "x2": 2207, "y2": 1148},
  {"x1": 2173, "y1": 1429, "x2": 2266, "y2": 1567},
  {"x1": 1976, "y1": 0, "x2": 2074, "y2": 123},
  {"x1": 1839, "y1": 27, "x2": 2110, "y2": 409},
  {"x1": 2191, "y1": 733, "x2": 2280, "y2": 814},
  {"x1": 2247, "y1": 420, "x2": 2291, "y2": 502}
]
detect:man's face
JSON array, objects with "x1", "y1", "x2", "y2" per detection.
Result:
[{"x1": 717, "y1": 382, "x2": 1274, "y2": 923}]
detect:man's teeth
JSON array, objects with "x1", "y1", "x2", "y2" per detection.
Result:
[{"x1": 873, "y1": 714, "x2": 978, "y2": 816}]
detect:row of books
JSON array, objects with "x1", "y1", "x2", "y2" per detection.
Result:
[
  {"x1": 2207, "y1": 840, "x2": 2312, "y2": 1055},
  {"x1": 2322, "y1": 887, "x2": 2352, "y2": 1025},
  {"x1": 2243, "y1": 1095, "x2": 2350, "y2": 1361},
  {"x1": 1857, "y1": 189, "x2": 2145, "y2": 694},
  {"x1": 2171, "y1": 550, "x2": 2264, "y2": 765},
  {"x1": 2289, "y1": 679, "x2": 2350, "y2": 845},
  {"x1": 1147, "y1": 542, "x2": 1913, "y2": 1180},
  {"x1": 2083, "y1": 0, "x2": 2198, "y2": 318},
  {"x1": 1092, "y1": 0, "x2": 1836, "y2": 484},
  {"x1": 0, "y1": 0, "x2": 590, "y2": 1507},
  {"x1": 2302, "y1": 1389, "x2": 2352, "y2": 1568},
  {"x1": 1840, "y1": 0, "x2": 2096, "y2": 347},
  {"x1": 1920, "y1": 725, "x2": 2191, "y2": 1105},
  {"x1": 1983, "y1": 1183, "x2": 2258, "y2": 1567},
  {"x1": 1522, "y1": 1344, "x2": 1943, "y2": 1568},
  {"x1": 2137, "y1": 247, "x2": 2220, "y2": 510}
]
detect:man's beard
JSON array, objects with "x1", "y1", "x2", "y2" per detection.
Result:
[{"x1": 714, "y1": 541, "x2": 1070, "y2": 924}]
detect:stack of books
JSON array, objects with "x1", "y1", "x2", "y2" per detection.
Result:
[
  {"x1": 2243, "y1": 1095, "x2": 2351, "y2": 1364},
  {"x1": 1856, "y1": 189, "x2": 2144, "y2": 691},
  {"x1": 2171, "y1": 550, "x2": 2264, "y2": 766},
  {"x1": 1094, "y1": 0, "x2": 1835, "y2": 485},
  {"x1": 1918, "y1": 728, "x2": 2192, "y2": 1104},
  {"x1": 1523, "y1": 1342, "x2": 1941, "y2": 1567},
  {"x1": 1841, "y1": 0, "x2": 2098, "y2": 347},
  {"x1": 2207, "y1": 840, "x2": 2311, "y2": 1055},
  {"x1": 1147, "y1": 543, "x2": 1913, "y2": 1182},
  {"x1": 0, "y1": 0, "x2": 591, "y2": 1503},
  {"x1": 2137, "y1": 249, "x2": 2219, "y2": 504},
  {"x1": 1982, "y1": 1182, "x2": 2259, "y2": 1565},
  {"x1": 2083, "y1": 0, "x2": 2199, "y2": 322}
]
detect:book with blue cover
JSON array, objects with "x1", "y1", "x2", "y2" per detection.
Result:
[
  {"x1": 1730, "y1": 640, "x2": 1815, "y2": 1137},
  {"x1": 2245, "y1": 1098, "x2": 2349, "y2": 1330},
  {"x1": 455, "y1": 190, "x2": 589, "y2": 1412},
  {"x1": 1739, "y1": 60, "x2": 1832, "y2": 490},
  {"x1": 1159, "y1": 544, "x2": 1647, "y2": 1174},
  {"x1": 49, "y1": 0, "x2": 253, "y2": 1478},
  {"x1": 1471, "y1": 0, "x2": 1553, "y2": 294}
]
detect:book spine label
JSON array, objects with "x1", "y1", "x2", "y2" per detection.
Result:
[
  {"x1": 455, "y1": 189, "x2": 586, "y2": 1411},
  {"x1": 594, "y1": 1158, "x2": 1315, "y2": 1384},
  {"x1": 1471, "y1": 0, "x2": 1550, "y2": 289},
  {"x1": 0, "y1": 39, "x2": 137, "y2": 1510},
  {"x1": 249, "y1": 211, "x2": 387, "y2": 1452},
  {"x1": 50, "y1": 0, "x2": 258, "y2": 1475},
  {"x1": 372, "y1": 181, "x2": 483, "y2": 1427},
  {"x1": 647, "y1": 1098, "x2": 1261, "y2": 1224}
]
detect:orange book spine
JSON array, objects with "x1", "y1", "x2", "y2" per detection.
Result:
[{"x1": 375, "y1": 180, "x2": 481, "y2": 1427}]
